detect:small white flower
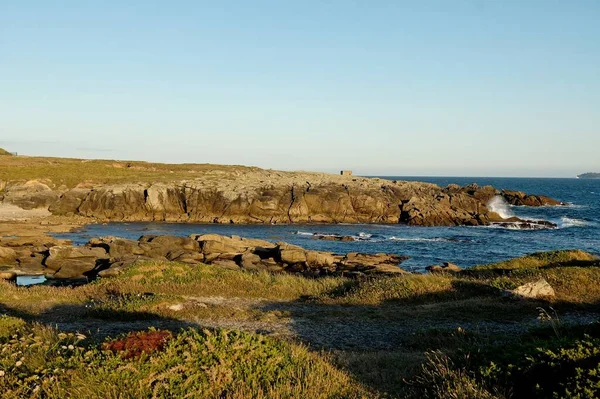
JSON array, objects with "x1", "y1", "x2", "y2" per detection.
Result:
[
  {"x1": 68, "y1": 345, "x2": 74, "y2": 350},
  {"x1": 15, "y1": 361, "x2": 22, "y2": 367},
  {"x1": 0, "y1": 370, "x2": 5, "y2": 377}
]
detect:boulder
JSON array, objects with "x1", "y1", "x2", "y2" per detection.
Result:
[
  {"x1": 15, "y1": 253, "x2": 46, "y2": 274},
  {"x1": 512, "y1": 278, "x2": 555, "y2": 299},
  {"x1": 201, "y1": 240, "x2": 244, "y2": 255},
  {"x1": 45, "y1": 246, "x2": 109, "y2": 277},
  {"x1": 237, "y1": 253, "x2": 263, "y2": 270},
  {"x1": 166, "y1": 250, "x2": 204, "y2": 264},
  {"x1": 89, "y1": 236, "x2": 145, "y2": 258},
  {"x1": 195, "y1": 234, "x2": 275, "y2": 254},
  {"x1": 139, "y1": 235, "x2": 199, "y2": 258},
  {"x1": 0, "y1": 247, "x2": 17, "y2": 264},
  {"x1": 426, "y1": 262, "x2": 462, "y2": 273},
  {"x1": 279, "y1": 249, "x2": 307, "y2": 264},
  {"x1": 305, "y1": 250, "x2": 336, "y2": 268},
  {"x1": 316, "y1": 235, "x2": 355, "y2": 242}
]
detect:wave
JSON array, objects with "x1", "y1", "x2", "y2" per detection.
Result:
[
  {"x1": 562, "y1": 203, "x2": 587, "y2": 209},
  {"x1": 557, "y1": 217, "x2": 594, "y2": 228},
  {"x1": 294, "y1": 231, "x2": 316, "y2": 236},
  {"x1": 294, "y1": 231, "x2": 374, "y2": 241},
  {"x1": 388, "y1": 236, "x2": 457, "y2": 242},
  {"x1": 487, "y1": 196, "x2": 514, "y2": 218}
]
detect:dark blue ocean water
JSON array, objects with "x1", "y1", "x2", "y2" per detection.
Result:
[{"x1": 53, "y1": 177, "x2": 600, "y2": 271}]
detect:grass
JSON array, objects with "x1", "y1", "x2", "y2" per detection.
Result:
[
  {"x1": 0, "y1": 155, "x2": 259, "y2": 188},
  {"x1": 471, "y1": 249, "x2": 598, "y2": 272},
  {"x1": 0, "y1": 249, "x2": 599, "y2": 397},
  {"x1": 0, "y1": 148, "x2": 13, "y2": 156},
  {"x1": 0, "y1": 316, "x2": 369, "y2": 398}
]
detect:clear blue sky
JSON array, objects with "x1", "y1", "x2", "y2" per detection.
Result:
[{"x1": 1, "y1": 1, "x2": 599, "y2": 177}]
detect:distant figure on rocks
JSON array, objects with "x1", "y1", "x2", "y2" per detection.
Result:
[{"x1": 340, "y1": 170, "x2": 352, "y2": 176}]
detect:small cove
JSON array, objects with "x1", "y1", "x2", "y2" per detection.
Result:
[{"x1": 51, "y1": 178, "x2": 600, "y2": 271}]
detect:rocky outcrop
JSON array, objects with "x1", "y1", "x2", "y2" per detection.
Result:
[
  {"x1": 491, "y1": 219, "x2": 558, "y2": 230},
  {"x1": 0, "y1": 234, "x2": 409, "y2": 282},
  {"x1": 1, "y1": 171, "x2": 564, "y2": 227},
  {"x1": 444, "y1": 184, "x2": 564, "y2": 207},
  {"x1": 501, "y1": 190, "x2": 564, "y2": 206}
]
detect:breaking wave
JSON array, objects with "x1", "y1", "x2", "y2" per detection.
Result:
[
  {"x1": 388, "y1": 237, "x2": 455, "y2": 242},
  {"x1": 487, "y1": 196, "x2": 514, "y2": 219}
]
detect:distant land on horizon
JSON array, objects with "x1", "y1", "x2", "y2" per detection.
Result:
[{"x1": 577, "y1": 173, "x2": 600, "y2": 179}]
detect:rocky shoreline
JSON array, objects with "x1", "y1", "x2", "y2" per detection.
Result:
[
  {"x1": 0, "y1": 233, "x2": 410, "y2": 282},
  {"x1": 0, "y1": 158, "x2": 568, "y2": 282}
]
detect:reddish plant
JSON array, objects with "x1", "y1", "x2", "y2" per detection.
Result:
[{"x1": 102, "y1": 330, "x2": 173, "y2": 360}]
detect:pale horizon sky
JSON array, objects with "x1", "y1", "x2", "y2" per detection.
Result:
[{"x1": 1, "y1": 1, "x2": 599, "y2": 177}]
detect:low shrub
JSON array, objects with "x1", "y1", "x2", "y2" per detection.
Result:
[{"x1": 102, "y1": 329, "x2": 172, "y2": 359}]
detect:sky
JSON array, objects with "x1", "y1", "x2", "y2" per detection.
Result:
[{"x1": 1, "y1": 1, "x2": 599, "y2": 177}]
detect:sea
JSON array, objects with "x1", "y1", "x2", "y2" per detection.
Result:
[{"x1": 53, "y1": 177, "x2": 600, "y2": 272}]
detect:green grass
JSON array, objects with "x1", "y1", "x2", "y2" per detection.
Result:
[
  {"x1": 1, "y1": 249, "x2": 600, "y2": 398},
  {"x1": 0, "y1": 316, "x2": 370, "y2": 399},
  {"x1": 0, "y1": 148, "x2": 13, "y2": 156},
  {"x1": 0, "y1": 155, "x2": 259, "y2": 188},
  {"x1": 471, "y1": 249, "x2": 598, "y2": 271}
]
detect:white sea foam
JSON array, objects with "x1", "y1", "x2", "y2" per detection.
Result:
[
  {"x1": 388, "y1": 237, "x2": 450, "y2": 242},
  {"x1": 487, "y1": 195, "x2": 514, "y2": 219},
  {"x1": 357, "y1": 232, "x2": 373, "y2": 238},
  {"x1": 562, "y1": 203, "x2": 586, "y2": 209},
  {"x1": 558, "y1": 217, "x2": 592, "y2": 228},
  {"x1": 294, "y1": 231, "x2": 315, "y2": 236}
]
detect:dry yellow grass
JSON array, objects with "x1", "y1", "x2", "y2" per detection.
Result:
[{"x1": 0, "y1": 155, "x2": 258, "y2": 188}]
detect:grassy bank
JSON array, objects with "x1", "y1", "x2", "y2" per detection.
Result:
[{"x1": 1, "y1": 249, "x2": 599, "y2": 397}]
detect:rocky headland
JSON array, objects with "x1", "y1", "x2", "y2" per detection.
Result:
[{"x1": 0, "y1": 155, "x2": 563, "y2": 227}]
